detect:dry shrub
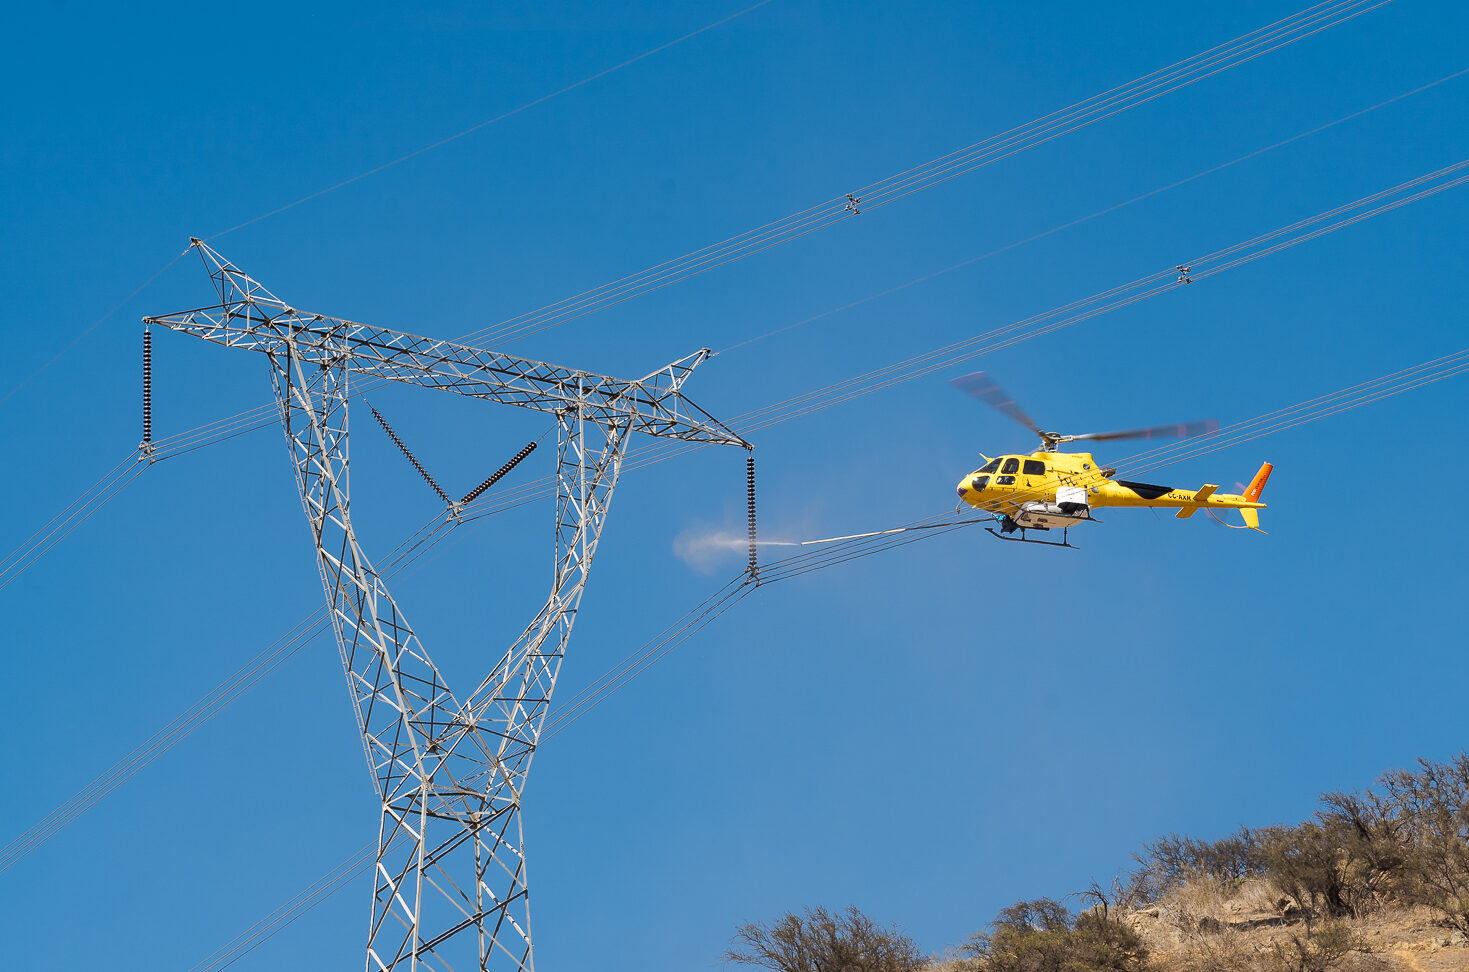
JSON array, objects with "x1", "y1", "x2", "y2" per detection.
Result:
[
  {"x1": 1265, "y1": 922, "x2": 1375, "y2": 972},
  {"x1": 1379, "y1": 754, "x2": 1469, "y2": 934},
  {"x1": 1173, "y1": 925, "x2": 1258, "y2": 972},
  {"x1": 1235, "y1": 877, "x2": 1285, "y2": 915},
  {"x1": 959, "y1": 898, "x2": 1150, "y2": 972},
  {"x1": 727, "y1": 905, "x2": 925, "y2": 972},
  {"x1": 1162, "y1": 877, "x2": 1234, "y2": 931},
  {"x1": 1130, "y1": 828, "x2": 1275, "y2": 902},
  {"x1": 921, "y1": 949, "x2": 972, "y2": 972}
]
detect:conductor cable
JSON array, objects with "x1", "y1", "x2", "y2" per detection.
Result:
[
  {"x1": 174, "y1": 341, "x2": 1469, "y2": 967},
  {"x1": 31, "y1": 51, "x2": 1445, "y2": 553},
  {"x1": 462, "y1": 0, "x2": 1394, "y2": 350}
]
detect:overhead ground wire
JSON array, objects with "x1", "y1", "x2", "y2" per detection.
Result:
[
  {"x1": 202, "y1": 0, "x2": 780, "y2": 243},
  {"x1": 460, "y1": 0, "x2": 1393, "y2": 350},
  {"x1": 845, "y1": 1, "x2": 1393, "y2": 215},
  {"x1": 0, "y1": 249, "x2": 191, "y2": 408},
  {"x1": 720, "y1": 63, "x2": 1469, "y2": 353},
  {"x1": 0, "y1": 2, "x2": 777, "y2": 413}
]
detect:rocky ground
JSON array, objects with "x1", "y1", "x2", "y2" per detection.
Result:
[
  {"x1": 1122, "y1": 878, "x2": 1469, "y2": 972},
  {"x1": 922, "y1": 878, "x2": 1469, "y2": 971}
]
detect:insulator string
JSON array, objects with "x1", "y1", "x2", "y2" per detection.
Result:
[
  {"x1": 141, "y1": 326, "x2": 153, "y2": 450},
  {"x1": 367, "y1": 401, "x2": 452, "y2": 506},
  {"x1": 461, "y1": 441, "x2": 538, "y2": 506},
  {"x1": 746, "y1": 452, "x2": 759, "y2": 583}
]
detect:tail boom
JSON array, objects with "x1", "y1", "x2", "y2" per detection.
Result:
[{"x1": 1171, "y1": 462, "x2": 1272, "y2": 531}]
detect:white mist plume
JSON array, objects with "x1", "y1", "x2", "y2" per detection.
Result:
[{"x1": 672, "y1": 526, "x2": 801, "y2": 574}]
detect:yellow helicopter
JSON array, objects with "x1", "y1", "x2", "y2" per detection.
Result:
[{"x1": 951, "y1": 372, "x2": 1271, "y2": 548}]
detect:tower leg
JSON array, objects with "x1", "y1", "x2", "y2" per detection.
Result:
[{"x1": 271, "y1": 352, "x2": 627, "y2": 971}]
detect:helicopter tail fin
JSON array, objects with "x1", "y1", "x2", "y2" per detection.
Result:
[
  {"x1": 1237, "y1": 463, "x2": 1271, "y2": 533},
  {"x1": 1244, "y1": 462, "x2": 1273, "y2": 502}
]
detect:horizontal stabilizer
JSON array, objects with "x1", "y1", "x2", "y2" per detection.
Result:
[{"x1": 1175, "y1": 484, "x2": 1219, "y2": 519}]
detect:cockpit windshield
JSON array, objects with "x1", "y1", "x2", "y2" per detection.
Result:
[{"x1": 980, "y1": 458, "x2": 1002, "y2": 473}]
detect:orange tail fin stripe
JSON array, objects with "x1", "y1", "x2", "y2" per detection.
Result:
[{"x1": 1244, "y1": 462, "x2": 1273, "y2": 502}]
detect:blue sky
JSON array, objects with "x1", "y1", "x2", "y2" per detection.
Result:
[{"x1": 2, "y1": 0, "x2": 1467, "y2": 968}]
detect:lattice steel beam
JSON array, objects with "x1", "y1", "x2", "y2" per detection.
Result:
[{"x1": 146, "y1": 241, "x2": 744, "y2": 446}]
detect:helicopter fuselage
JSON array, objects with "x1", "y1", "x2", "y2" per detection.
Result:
[{"x1": 956, "y1": 450, "x2": 1269, "y2": 530}]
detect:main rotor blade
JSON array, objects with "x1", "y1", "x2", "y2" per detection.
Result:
[
  {"x1": 949, "y1": 371, "x2": 1041, "y2": 436},
  {"x1": 1071, "y1": 419, "x2": 1219, "y2": 443}
]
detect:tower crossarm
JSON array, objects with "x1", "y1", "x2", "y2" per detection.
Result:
[{"x1": 144, "y1": 245, "x2": 745, "y2": 447}]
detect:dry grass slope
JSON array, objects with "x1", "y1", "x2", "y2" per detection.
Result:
[
  {"x1": 1121, "y1": 876, "x2": 1467, "y2": 972},
  {"x1": 725, "y1": 755, "x2": 1469, "y2": 972}
]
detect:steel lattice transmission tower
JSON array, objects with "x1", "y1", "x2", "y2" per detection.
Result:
[{"x1": 145, "y1": 241, "x2": 748, "y2": 971}]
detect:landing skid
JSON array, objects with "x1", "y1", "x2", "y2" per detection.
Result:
[
  {"x1": 985, "y1": 511, "x2": 1099, "y2": 549},
  {"x1": 986, "y1": 526, "x2": 1079, "y2": 548}
]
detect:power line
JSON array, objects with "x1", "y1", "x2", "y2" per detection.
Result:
[
  {"x1": 37, "y1": 328, "x2": 1454, "y2": 891},
  {"x1": 459, "y1": 0, "x2": 1394, "y2": 351},
  {"x1": 0, "y1": 1, "x2": 778, "y2": 414},
  {"x1": 0, "y1": 515, "x2": 460, "y2": 874},
  {"x1": 145, "y1": 245, "x2": 755, "y2": 966},
  {"x1": 0, "y1": 453, "x2": 146, "y2": 593},
  {"x1": 721, "y1": 63, "x2": 1469, "y2": 353},
  {"x1": 95, "y1": 132, "x2": 1469, "y2": 564},
  {"x1": 0, "y1": 0, "x2": 1406, "y2": 574},
  {"x1": 182, "y1": 342, "x2": 1469, "y2": 968},
  {"x1": 5, "y1": 75, "x2": 1462, "y2": 877},
  {"x1": 204, "y1": 0, "x2": 781, "y2": 241},
  {"x1": 186, "y1": 840, "x2": 378, "y2": 972},
  {"x1": 0, "y1": 0, "x2": 1437, "y2": 955},
  {"x1": 0, "y1": 249, "x2": 190, "y2": 408},
  {"x1": 112, "y1": 55, "x2": 1469, "y2": 515},
  {"x1": 7, "y1": 143, "x2": 1457, "y2": 602},
  {"x1": 456, "y1": 155, "x2": 1469, "y2": 524}
]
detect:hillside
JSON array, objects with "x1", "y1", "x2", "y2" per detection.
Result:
[
  {"x1": 728, "y1": 754, "x2": 1469, "y2": 972},
  {"x1": 1122, "y1": 882, "x2": 1467, "y2": 971},
  {"x1": 921, "y1": 753, "x2": 1469, "y2": 972},
  {"x1": 923, "y1": 894, "x2": 1468, "y2": 972}
]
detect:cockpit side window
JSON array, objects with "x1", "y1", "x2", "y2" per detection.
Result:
[
  {"x1": 980, "y1": 458, "x2": 1002, "y2": 473},
  {"x1": 1000, "y1": 457, "x2": 1020, "y2": 475},
  {"x1": 1023, "y1": 459, "x2": 1046, "y2": 476}
]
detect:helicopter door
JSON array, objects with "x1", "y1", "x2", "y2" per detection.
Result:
[{"x1": 1022, "y1": 458, "x2": 1047, "y2": 492}]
